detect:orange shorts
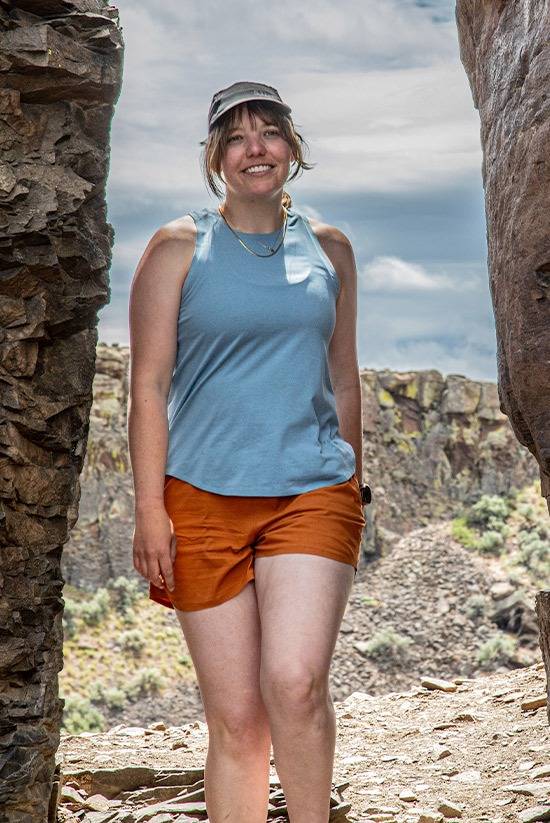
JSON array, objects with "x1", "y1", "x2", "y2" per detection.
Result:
[{"x1": 149, "y1": 473, "x2": 366, "y2": 612}]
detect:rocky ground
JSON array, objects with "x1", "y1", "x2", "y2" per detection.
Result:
[
  {"x1": 55, "y1": 518, "x2": 550, "y2": 822},
  {"x1": 56, "y1": 661, "x2": 549, "y2": 823},
  {"x1": 75, "y1": 520, "x2": 543, "y2": 731}
]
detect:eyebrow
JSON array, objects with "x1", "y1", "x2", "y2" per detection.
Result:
[{"x1": 228, "y1": 122, "x2": 276, "y2": 134}]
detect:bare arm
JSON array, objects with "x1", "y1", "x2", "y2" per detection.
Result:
[
  {"x1": 309, "y1": 220, "x2": 363, "y2": 483},
  {"x1": 127, "y1": 217, "x2": 195, "y2": 587}
]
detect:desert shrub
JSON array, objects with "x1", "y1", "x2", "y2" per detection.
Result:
[
  {"x1": 125, "y1": 667, "x2": 165, "y2": 701},
  {"x1": 62, "y1": 598, "x2": 80, "y2": 639},
  {"x1": 517, "y1": 528, "x2": 550, "y2": 574},
  {"x1": 465, "y1": 594, "x2": 488, "y2": 620},
  {"x1": 79, "y1": 588, "x2": 111, "y2": 627},
  {"x1": 466, "y1": 495, "x2": 509, "y2": 532},
  {"x1": 360, "y1": 628, "x2": 413, "y2": 661},
  {"x1": 476, "y1": 634, "x2": 517, "y2": 668},
  {"x1": 451, "y1": 517, "x2": 478, "y2": 549},
  {"x1": 118, "y1": 629, "x2": 145, "y2": 656},
  {"x1": 516, "y1": 502, "x2": 538, "y2": 525},
  {"x1": 474, "y1": 529, "x2": 505, "y2": 555},
  {"x1": 121, "y1": 610, "x2": 137, "y2": 626},
  {"x1": 61, "y1": 695, "x2": 105, "y2": 734},
  {"x1": 89, "y1": 681, "x2": 127, "y2": 711},
  {"x1": 108, "y1": 576, "x2": 142, "y2": 614}
]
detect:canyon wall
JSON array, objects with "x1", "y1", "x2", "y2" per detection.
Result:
[
  {"x1": 456, "y1": 0, "x2": 550, "y2": 512},
  {"x1": 0, "y1": 3, "x2": 123, "y2": 820}
]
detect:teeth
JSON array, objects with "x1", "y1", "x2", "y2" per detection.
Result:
[{"x1": 244, "y1": 165, "x2": 273, "y2": 173}]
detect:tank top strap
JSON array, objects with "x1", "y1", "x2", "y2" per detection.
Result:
[{"x1": 187, "y1": 207, "x2": 219, "y2": 244}]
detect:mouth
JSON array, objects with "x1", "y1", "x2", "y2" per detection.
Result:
[{"x1": 242, "y1": 164, "x2": 275, "y2": 176}]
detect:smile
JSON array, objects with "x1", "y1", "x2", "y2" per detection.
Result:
[{"x1": 243, "y1": 164, "x2": 274, "y2": 175}]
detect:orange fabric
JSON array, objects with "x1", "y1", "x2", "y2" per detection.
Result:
[{"x1": 149, "y1": 473, "x2": 366, "y2": 612}]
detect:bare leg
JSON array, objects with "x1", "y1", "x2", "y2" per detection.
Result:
[
  {"x1": 175, "y1": 580, "x2": 272, "y2": 823},
  {"x1": 254, "y1": 553, "x2": 355, "y2": 823}
]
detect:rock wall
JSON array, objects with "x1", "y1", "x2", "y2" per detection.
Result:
[
  {"x1": 61, "y1": 344, "x2": 540, "y2": 592},
  {"x1": 456, "y1": 0, "x2": 550, "y2": 512},
  {"x1": 0, "y1": 3, "x2": 123, "y2": 821}
]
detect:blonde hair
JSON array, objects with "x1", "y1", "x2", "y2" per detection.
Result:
[{"x1": 199, "y1": 100, "x2": 315, "y2": 209}]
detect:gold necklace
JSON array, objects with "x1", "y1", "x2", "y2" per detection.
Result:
[{"x1": 218, "y1": 204, "x2": 288, "y2": 257}]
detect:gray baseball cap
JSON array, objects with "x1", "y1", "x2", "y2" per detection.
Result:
[{"x1": 207, "y1": 81, "x2": 292, "y2": 133}]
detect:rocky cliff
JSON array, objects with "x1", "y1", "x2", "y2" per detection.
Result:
[
  {"x1": 61, "y1": 343, "x2": 540, "y2": 592},
  {"x1": 0, "y1": 3, "x2": 123, "y2": 821},
  {"x1": 456, "y1": 0, "x2": 550, "y2": 512}
]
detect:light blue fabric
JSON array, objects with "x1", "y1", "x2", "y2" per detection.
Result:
[{"x1": 165, "y1": 205, "x2": 356, "y2": 495}]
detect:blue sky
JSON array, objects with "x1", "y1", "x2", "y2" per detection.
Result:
[{"x1": 101, "y1": 0, "x2": 497, "y2": 381}]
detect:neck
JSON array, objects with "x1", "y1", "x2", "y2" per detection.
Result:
[{"x1": 219, "y1": 197, "x2": 287, "y2": 233}]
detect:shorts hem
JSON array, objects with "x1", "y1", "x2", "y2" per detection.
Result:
[
  {"x1": 153, "y1": 570, "x2": 257, "y2": 613},
  {"x1": 254, "y1": 547, "x2": 358, "y2": 570}
]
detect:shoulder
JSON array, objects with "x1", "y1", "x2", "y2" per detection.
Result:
[
  {"x1": 144, "y1": 213, "x2": 198, "y2": 264},
  {"x1": 133, "y1": 214, "x2": 198, "y2": 288},
  {"x1": 303, "y1": 215, "x2": 356, "y2": 275},
  {"x1": 154, "y1": 213, "x2": 198, "y2": 247}
]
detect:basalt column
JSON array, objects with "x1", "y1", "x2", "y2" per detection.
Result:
[
  {"x1": 455, "y1": 0, "x2": 550, "y2": 513},
  {"x1": 0, "y1": 2, "x2": 123, "y2": 821}
]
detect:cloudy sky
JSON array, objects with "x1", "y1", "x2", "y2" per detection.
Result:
[{"x1": 101, "y1": 0, "x2": 497, "y2": 382}]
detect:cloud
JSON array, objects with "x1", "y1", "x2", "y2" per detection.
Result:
[
  {"x1": 357, "y1": 258, "x2": 498, "y2": 380},
  {"x1": 364, "y1": 334, "x2": 498, "y2": 381},
  {"x1": 107, "y1": 0, "x2": 479, "y2": 201},
  {"x1": 361, "y1": 255, "x2": 459, "y2": 292},
  {"x1": 100, "y1": 1, "x2": 497, "y2": 381}
]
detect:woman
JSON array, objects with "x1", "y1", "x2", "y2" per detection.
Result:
[{"x1": 128, "y1": 81, "x2": 371, "y2": 823}]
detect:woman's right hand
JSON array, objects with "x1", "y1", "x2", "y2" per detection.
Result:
[{"x1": 132, "y1": 505, "x2": 177, "y2": 591}]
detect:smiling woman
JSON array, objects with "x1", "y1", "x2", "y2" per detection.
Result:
[
  {"x1": 127, "y1": 79, "x2": 369, "y2": 823},
  {"x1": 198, "y1": 91, "x2": 314, "y2": 219}
]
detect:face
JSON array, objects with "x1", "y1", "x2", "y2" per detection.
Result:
[{"x1": 219, "y1": 106, "x2": 295, "y2": 200}]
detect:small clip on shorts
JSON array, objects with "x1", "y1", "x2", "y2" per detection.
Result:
[{"x1": 149, "y1": 473, "x2": 366, "y2": 612}]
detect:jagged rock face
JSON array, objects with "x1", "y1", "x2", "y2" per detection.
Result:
[
  {"x1": 0, "y1": 3, "x2": 123, "y2": 821},
  {"x1": 61, "y1": 344, "x2": 540, "y2": 592},
  {"x1": 455, "y1": 0, "x2": 550, "y2": 512}
]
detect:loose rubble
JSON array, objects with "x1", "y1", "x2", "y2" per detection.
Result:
[{"x1": 56, "y1": 662, "x2": 549, "y2": 822}]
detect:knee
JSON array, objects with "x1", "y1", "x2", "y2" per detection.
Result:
[
  {"x1": 207, "y1": 703, "x2": 270, "y2": 750},
  {"x1": 260, "y1": 667, "x2": 329, "y2": 714}
]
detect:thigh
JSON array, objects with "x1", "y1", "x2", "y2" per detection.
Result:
[
  {"x1": 174, "y1": 579, "x2": 266, "y2": 729},
  {"x1": 254, "y1": 554, "x2": 355, "y2": 693}
]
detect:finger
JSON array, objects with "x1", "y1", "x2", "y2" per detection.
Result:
[
  {"x1": 147, "y1": 558, "x2": 164, "y2": 588},
  {"x1": 159, "y1": 556, "x2": 175, "y2": 591},
  {"x1": 161, "y1": 560, "x2": 174, "y2": 591},
  {"x1": 133, "y1": 556, "x2": 145, "y2": 580}
]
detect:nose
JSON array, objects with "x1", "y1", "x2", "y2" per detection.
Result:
[{"x1": 245, "y1": 134, "x2": 267, "y2": 155}]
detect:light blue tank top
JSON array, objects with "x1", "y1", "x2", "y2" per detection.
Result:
[{"x1": 164, "y1": 205, "x2": 356, "y2": 495}]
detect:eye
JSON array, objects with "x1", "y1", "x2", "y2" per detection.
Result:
[
  {"x1": 227, "y1": 135, "x2": 242, "y2": 142},
  {"x1": 265, "y1": 128, "x2": 279, "y2": 137}
]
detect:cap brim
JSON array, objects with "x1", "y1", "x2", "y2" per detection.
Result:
[{"x1": 209, "y1": 96, "x2": 292, "y2": 130}]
